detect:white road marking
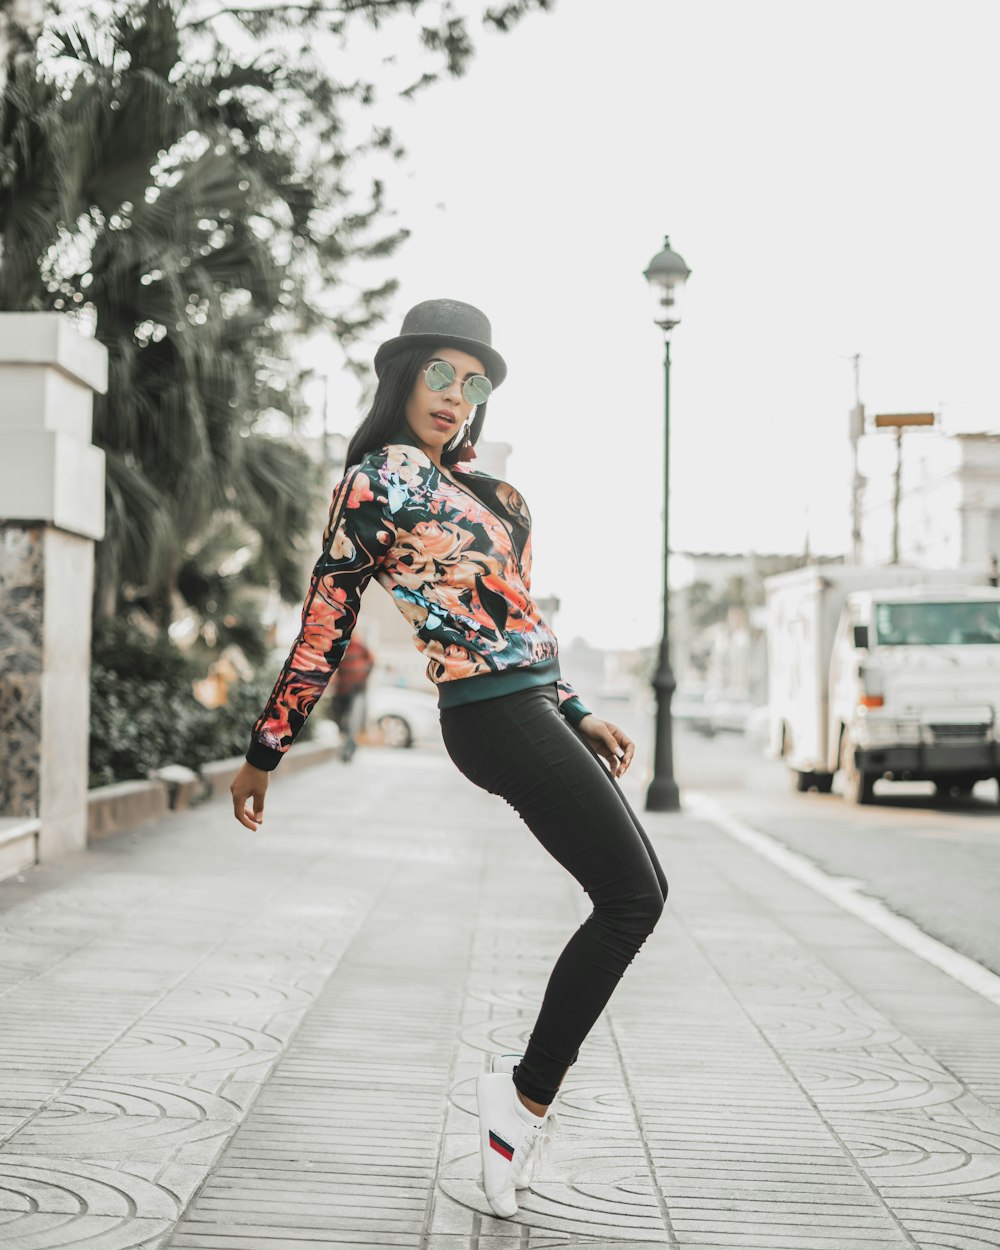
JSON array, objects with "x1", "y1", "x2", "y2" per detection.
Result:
[{"x1": 685, "y1": 790, "x2": 1000, "y2": 1011}]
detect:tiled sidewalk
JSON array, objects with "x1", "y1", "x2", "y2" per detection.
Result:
[{"x1": 1, "y1": 748, "x2": 999, "y2": 1249}]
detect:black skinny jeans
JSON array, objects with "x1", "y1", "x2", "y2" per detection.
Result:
[{"x1": 439, "y1": 683, "x2": 669, "y2": 1105}]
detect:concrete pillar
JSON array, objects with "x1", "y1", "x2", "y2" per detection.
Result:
[{"x1": 0, "y1": 313, "x2": 107, "y2": 862}]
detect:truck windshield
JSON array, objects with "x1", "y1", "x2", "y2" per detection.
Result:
[{"x1": 875, "y1": 601, "x2": 1000, "y2": 646}]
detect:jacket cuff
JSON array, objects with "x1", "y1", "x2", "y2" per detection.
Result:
[
  {"x1": 246, "y1": 740, "x2": 283, "y2": 772},
  {"x1": 558, "y1": 696, "x2": 591, "y2": 729}
]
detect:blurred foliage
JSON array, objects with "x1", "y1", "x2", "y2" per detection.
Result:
[
  {"x1": 682, "y1": 555, "x2": 831, "y2": 681},
  {"x1": 0, "y1": 0, "x2": 551, "y2": 658},
  {"x1": 88, "y1": 616, "x2": 308, "y2": 785},
  {"x1": 685, "y1": 555, "x2": 816, "y2": 634}
]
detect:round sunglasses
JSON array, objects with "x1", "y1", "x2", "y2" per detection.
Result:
[{"x1": 423, "y1": 359, "x2": 492, "y2": 406}]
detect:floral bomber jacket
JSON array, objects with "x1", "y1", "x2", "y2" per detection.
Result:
[{"x1": 246, "y1": 430, "x2": 591, "y2": 770}]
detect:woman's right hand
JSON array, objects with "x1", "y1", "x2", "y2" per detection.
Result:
[{"x1": 230, "y1": 761, "x2": 269, "y2": 830}]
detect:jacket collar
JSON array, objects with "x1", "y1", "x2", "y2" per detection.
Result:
[
  {"x1": 387, "y1": 425, "x2": 477, "y2": 476},
  {"x1": 387, "y1": 424, "x2": 421, "y2": 452}
]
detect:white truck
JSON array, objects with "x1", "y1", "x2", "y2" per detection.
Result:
[{"x1": 765, "y1": 564, "x2": 1000, "y2": 804}]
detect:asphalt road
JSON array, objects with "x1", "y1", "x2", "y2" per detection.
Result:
[{"x1": 665, "y1": 721, "x2": 1000, "y2": 978}]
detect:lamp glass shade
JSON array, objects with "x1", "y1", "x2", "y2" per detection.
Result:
[{"x1": 644, "y1": 237, "x2": 690, "y2": 330}]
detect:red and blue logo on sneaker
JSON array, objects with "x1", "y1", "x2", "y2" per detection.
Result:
[{"x1": 488, "y1": 1129, "x2": 515, "y2": 1161}]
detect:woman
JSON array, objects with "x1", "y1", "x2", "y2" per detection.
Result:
[{"x1": 230, "y1": 298, "x2": 668, "y2": 1219}]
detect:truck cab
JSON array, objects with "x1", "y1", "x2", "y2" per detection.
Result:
[{"x1": 830, "y1": 586, "x2": 1000, "y2": 803}]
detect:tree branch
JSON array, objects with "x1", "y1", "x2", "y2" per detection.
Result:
[{"x1": 180, "y1": 0, "x2": 409, "y2": 32}]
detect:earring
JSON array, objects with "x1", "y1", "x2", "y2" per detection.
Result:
[{"x1": 458, "y1": 419, "x2": 476, "y2": 461}]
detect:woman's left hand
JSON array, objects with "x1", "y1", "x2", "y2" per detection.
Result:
[{"x1": 577, "y1": 715, "x2": 635, "y2": 779}]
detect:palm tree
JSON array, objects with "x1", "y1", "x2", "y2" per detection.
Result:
[{"x1": 0, "y1": 0, "x2": 387, "y2": 648}]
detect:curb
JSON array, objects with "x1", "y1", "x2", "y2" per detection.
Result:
[{"x1": 86, "y1": 741, "x2": 341, "y2": 841}]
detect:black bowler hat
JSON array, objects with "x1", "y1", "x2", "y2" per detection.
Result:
[{"x1": 373, "y1": 298, "x2": 508, "y2": 386}]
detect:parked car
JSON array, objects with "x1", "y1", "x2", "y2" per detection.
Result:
[
  {"x1": 366, "y1": 685, "x2": 440, "y2": 749},
  {"x1": 673, "y1": 684, "x2": 756, "y2": 736},
  {"x1": 672, "y1": 684, "x2": 716, "y2": 736},
  {"x1": 743, "y1": 704, "x2": 772, "y2": 750},
  {"x1": 703, "y1": 692, "x2": 756, "y2": 734}
]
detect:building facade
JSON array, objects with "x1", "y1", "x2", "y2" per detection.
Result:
[{"x1": 858, "y1": 430, "x2": 1000, "y2": 572}]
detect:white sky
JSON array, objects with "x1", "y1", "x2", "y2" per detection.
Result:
[{"x1": 299, "y1": 0, "x2": 1000, "y2": 650}]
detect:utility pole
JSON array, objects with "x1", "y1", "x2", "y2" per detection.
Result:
[
  {"x1": 848, "y1": 354, "x2": 866, "y2": 564},
  {"x1": 890, "y1": 426, "x2": 903, "y2": 564},
  {"x1": 873, "y1": 412, "x2": 936, "y2": 565}
]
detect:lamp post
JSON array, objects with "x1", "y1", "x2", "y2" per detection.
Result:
[{"x1": 644, "y1": 235, "x2": 691, "y2": 813}]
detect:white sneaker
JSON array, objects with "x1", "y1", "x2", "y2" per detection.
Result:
[
  {"x1": 476, "y1": 1072, "x2": 546, "y2": 1218},
  {"x1": 490, "y1": 1054, "x2": 559, "y2": 1191},
  {"x1": 491, "y1": 1053, "x2": 524, "y2": 1076}
]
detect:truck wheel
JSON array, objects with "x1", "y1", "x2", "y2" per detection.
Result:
[
  {"x1": 840, "y1": 733, "x2": 875, "y2": 805},
  {"x1": 935, "y1": 778, "x2": 976, "y2": 799},
  {"x1": 793, "y1": 770, "x2": 835, "y2": 794}
]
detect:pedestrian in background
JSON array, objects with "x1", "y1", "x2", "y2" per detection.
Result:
[
  {"x1": 230, "y1": 299, "x2": 668, "y2": 1218},
  {"x1": 328, "y1": 635, "x2": 375, "y2": 762}
]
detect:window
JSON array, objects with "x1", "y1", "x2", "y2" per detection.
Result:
[{"x1": 875, "y1": 601, "x2": 1000, "y2": 646}]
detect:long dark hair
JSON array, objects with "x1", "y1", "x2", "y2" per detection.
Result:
[{"x1": 344, "y1": 343, "x2": 491, "y2": 470}]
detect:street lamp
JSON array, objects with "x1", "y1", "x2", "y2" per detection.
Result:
[{"x1": 644, "y1": 235, "x2": 691, "y2": 813}]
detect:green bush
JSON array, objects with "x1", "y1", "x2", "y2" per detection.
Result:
[{"x1": 88, "y1": 620, "x2": 311, "y2": 787}]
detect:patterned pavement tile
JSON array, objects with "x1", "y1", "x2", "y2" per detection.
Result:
[
  {"x1": 0, "y1": 937, "x2": 65, "y2": 965},
  {"x1": 748, "y1": 1004, "x2": 909, "y2": 1050},
  {"x1": 857, "y1": 1148, "x2": 1000, "y2": 1200},
  {"x1": 5, "y1": 1111, "x2": 233, "y2": 1165},
  {"x1": 0, "y1": 1115, "x2": 28, "y2": 1142},
  {"x1": 2, "y1": 965, "x2": 161, "y2": 993},
  {"x1": 782, "y1": 1050, "x2": 966, "y2": 1111},
  {"x1": 0, "y1": 1157, "x2": 179, "y2": 1216},
  {"x1": 422, "y1": 1241, "x2": 657, "y2": 1250},
  {"x1": 0, "y1": 1211, "x2": 171, "y2": 1250},
  {"x1": 672, "y1": 1218, "x2": 907, "y2": 1248},
  {"x1": 830, "y1": 1114, "x2": 1000, "y2": 1157},
  {"x1": 0, "y1": 1071, "x2": 70, "y2": 1115},
  {"x1": 0, "y1": 914, "x2": 119, "y2": 944},
  {"x1": 892, "y1": 1199, "x2": 1000, "y2": 1249},
  {"x1": 918, "y1": 1095, "x2": 1000, "y2": 1133},
  {"x1": 166, "y1": 1211, "x2": 429, "y2": 1236},
  {"x1": 169, "y1": 1236, "x2": 434, "y2": 1248},
  {"x1": 42, "y1": 1078, "x2": 249, "y2": 1122},
  {"x1": 147, "y1": 979, "x2": 316, "y2": 1025},
  {"x1": 672, "y1": 1239, "x2": 905, "y2": 1249},
  {"x1": 89, "y1": 1021, "x2": 284, "y2": 1078}
]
